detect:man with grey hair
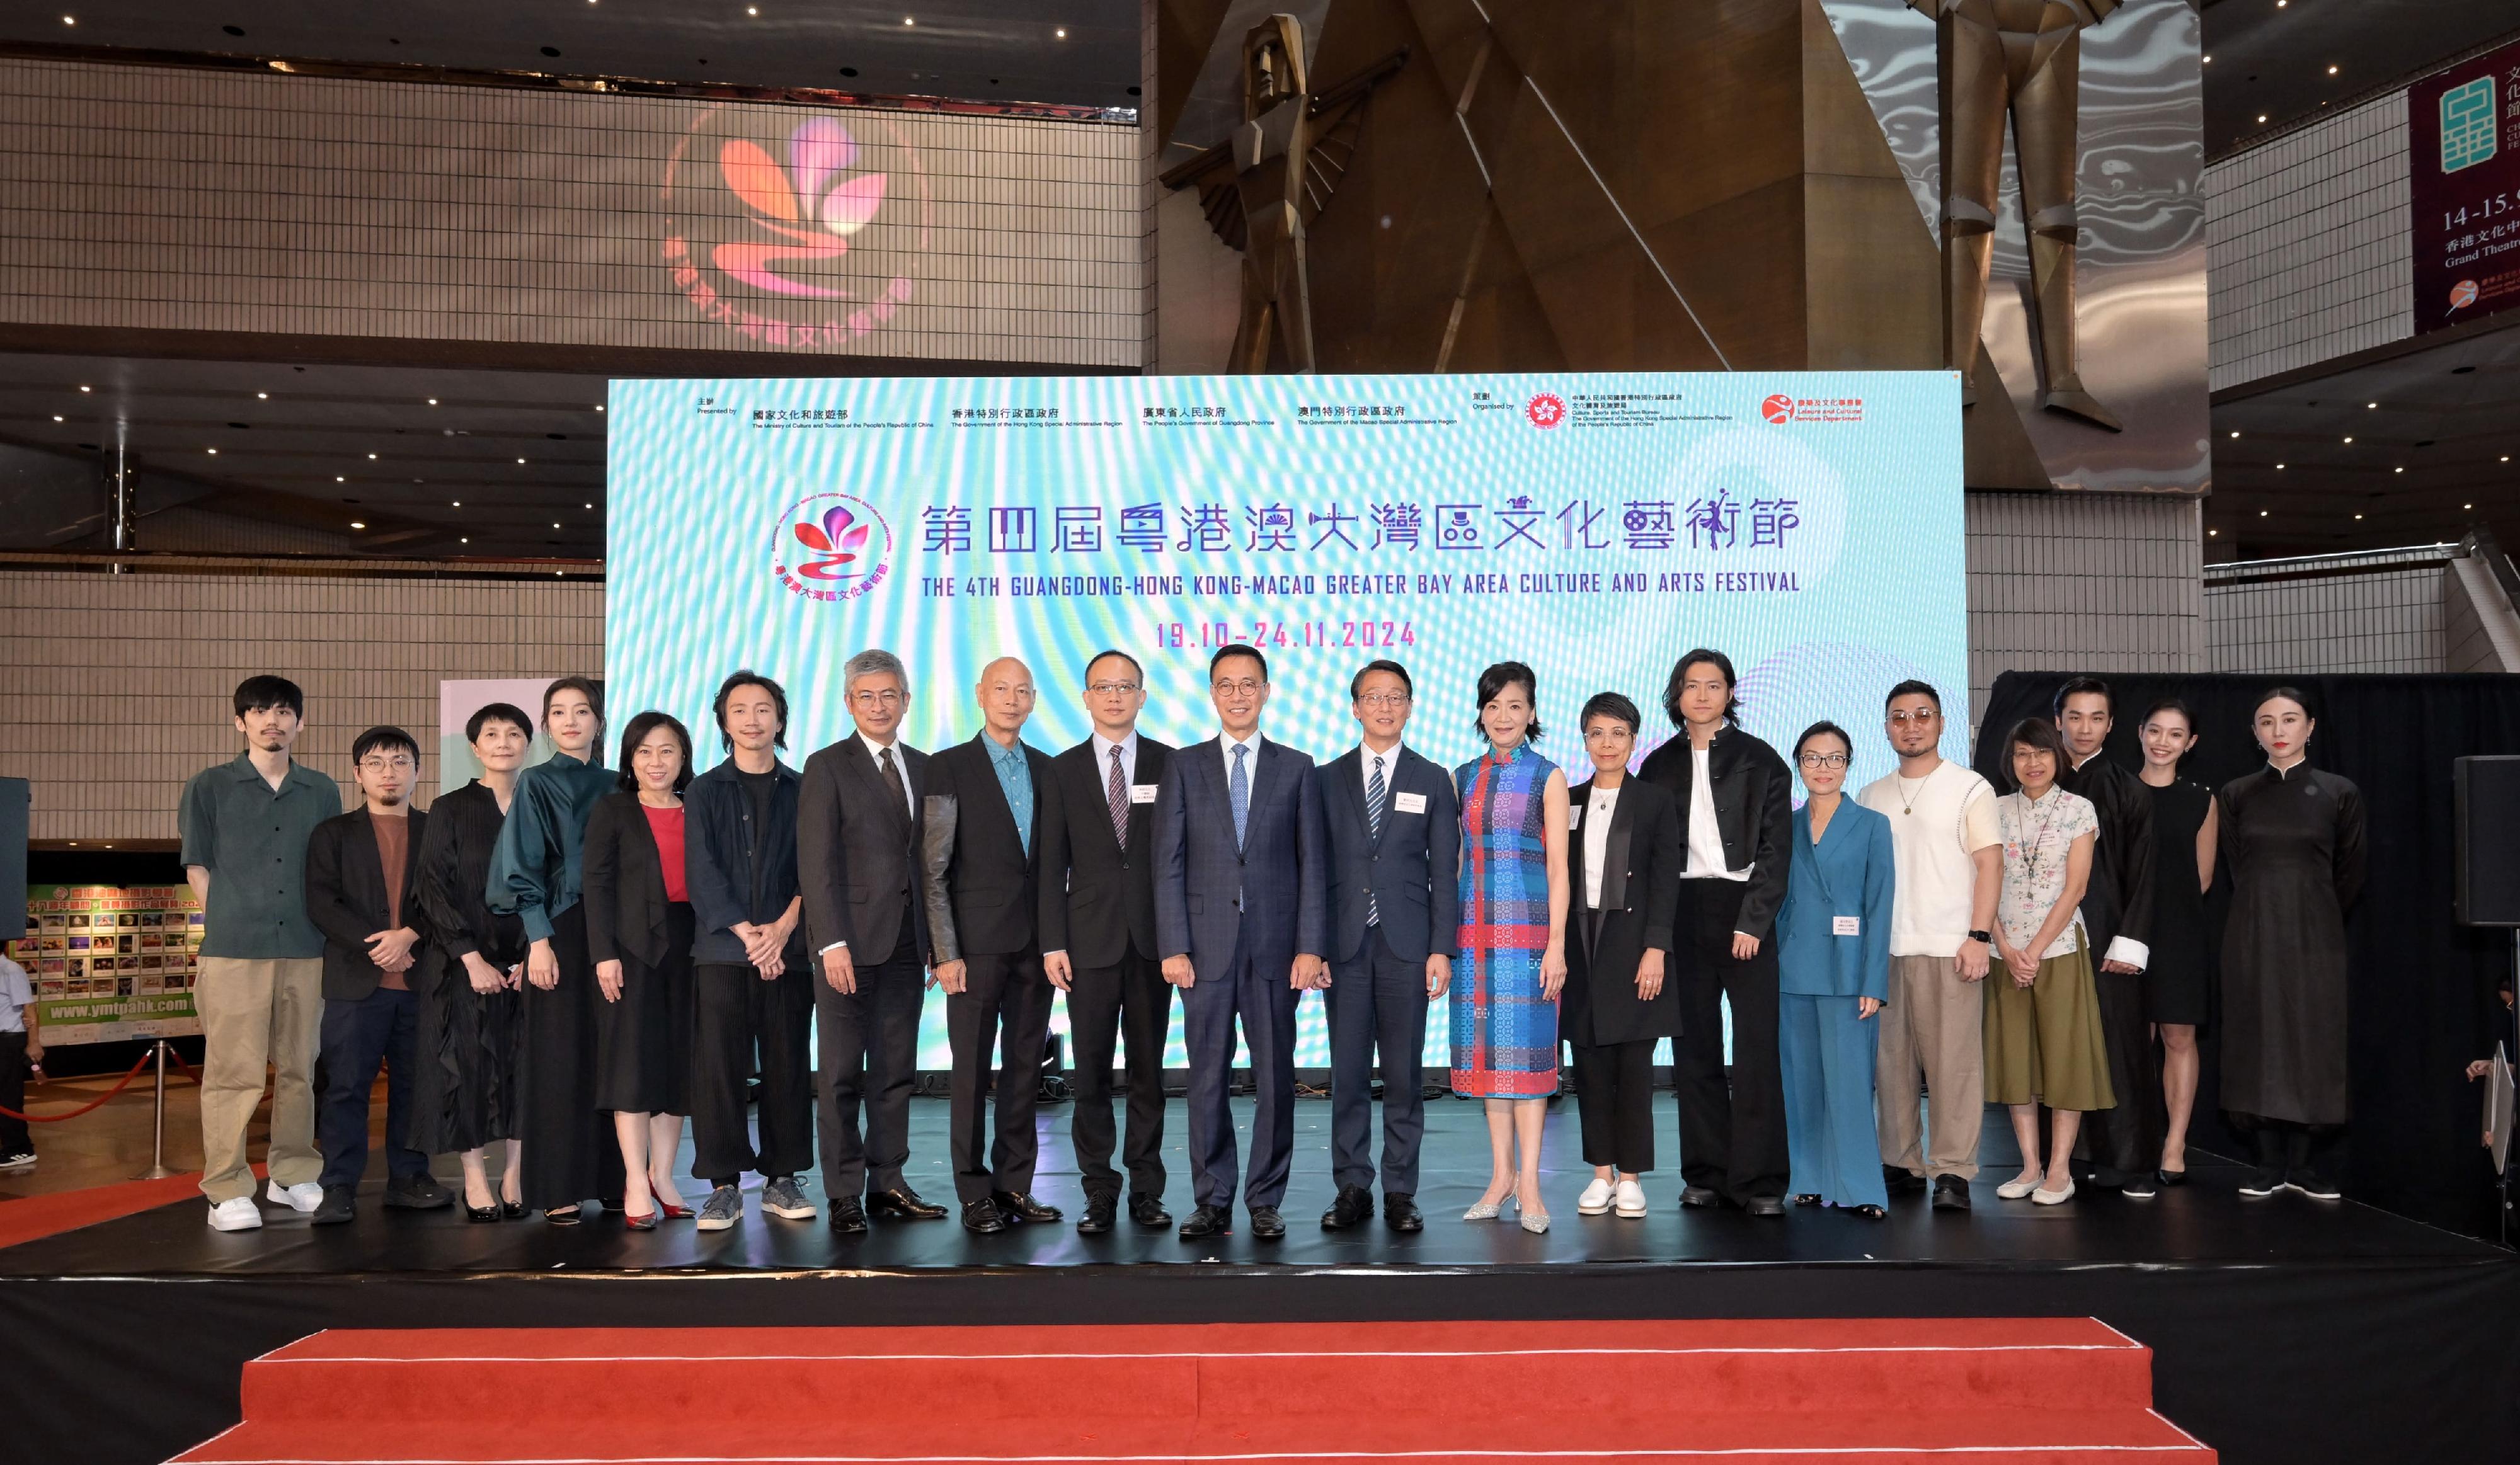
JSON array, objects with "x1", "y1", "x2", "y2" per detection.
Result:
[{"x1": 799, "y1": 647, "x2": 945, "y2": 1234}]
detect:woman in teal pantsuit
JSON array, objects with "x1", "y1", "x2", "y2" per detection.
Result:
[{"x1": 1776, "y1": 722, "x2": 1896, "y2": 1217}]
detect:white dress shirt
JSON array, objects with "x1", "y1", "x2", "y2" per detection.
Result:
[
  {"x1": 1581, "y1": 782, "x2": 1620, "y2": 910},
  {"x1": 1358, "y1": 739, "x2": 1405, "y2": 813},
  {"x1": 1218, "y1": 731, "x2": 1264, "y2": 785},
  {"x1": 1682, "y1": 745, "x2": 1750, "y2": 881},
  {"x1": 859, "y1": 730, "x2": 917, "y2": 824},
  {"x1": 1093, "y1": 730, "x2": 1140, "y2": 789}
]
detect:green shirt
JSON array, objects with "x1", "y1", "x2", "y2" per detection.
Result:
[
  {"x1": 178, "y1": 754, "x2": 344, "y2": 959},
  {"x1": 486, "y1": 751, "x2": 614, "y2": 943}
]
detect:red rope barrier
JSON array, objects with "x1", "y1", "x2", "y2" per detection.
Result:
[{"x1": 0, "y1": 1052, "x2": 155, "y2": 1122}]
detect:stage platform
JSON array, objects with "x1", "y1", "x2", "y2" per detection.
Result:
[{"x1": 1, "y1": 1097, "x2": 2511, "y2": 1464}]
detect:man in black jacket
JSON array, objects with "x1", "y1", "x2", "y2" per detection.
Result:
[
  {"x1": 1316, "y1": 659, "x2": 1459, "y2": 1233},
  {"x1": 1038, "y1": 649, "x2": 1177, "y2": 1234},
  {"x1": 799, "y1": 648, "x2": 944, "y2": 1233},
  {"x1": 304, "y1": 726, "x2": 451, "y2": 1223},
  {"x1": 922, "y1": 657, "x2": 1063, "y2": 1233},
  {"x1": 684, "y1": 671, "x2": 816, "y2": 1231},
  {"x1": 1635, "y1": 651, "x2": 1794, "y2": 1216},
  {"x1": 2053, "y1": 676, "x2": 2164, "y2": 1197}
]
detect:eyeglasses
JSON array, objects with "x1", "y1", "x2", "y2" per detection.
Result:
[
  {"x1": 1355, "y1": 693, "x2": 1410, "y2": 709},
  {"x1": 849, "y1": 688, "x2": 904, "y2": 709},
  {"x1": 1797, "y1": 752, "x2": 1850, "y2": 769},
  {"x1": 1087, "y1": 681, "x2": 1141, "y2": 696},
  {"x1": 1212, "y1": 678, "x2": 1265, "y2": 697},
  {"x1": 1887, "y1": 709, "x2": 1939, "y2": 726},
  {"x1": 357, "y1": 756, "x2": 416, "y2": 773}
]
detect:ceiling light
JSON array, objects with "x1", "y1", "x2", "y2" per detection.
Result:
[
  {"x1": 2259, "y1": 510, "x2": 2269, "y2": 517},
  {"x1": 2208, "y1": 528, "x2": 2219, "y2": 536},
  {"x1": 748, "y1": 4, "x2": 758, "y2": 11},
  {"x1": 2276, "y1": 463, "x2": 2286, "y2": 469},
  {"x1": 52, "y1": 414, "x2": 63, "y2": 422},
  {"x1": 452, "y1": 500, "x2": 462, "y2": 507},
  {"x1": 78, "y1": 384, "x2": 91, "y2": 392},
  {"x1": 594, "y1": 404, "x2": 605, "y2": 411},
  {"x1": 553, "y1": 522, "x2": 563, "y2": 528},
  {"x1": 461, "y1": 537, "x2": 469, "y2": 543},
  {"x1": 2327, "y1": 65, "x2": 2339, "y2": 75},
  {"x1": 256, "y1": 390, "x2": 268, "y2": 399},
  {"x1": 2395, "y1": 466, "x2": 2404, "y2": 473},
  {"x1": 517, "y1": 457, "x2": 529, "y2": 464},
  {"x1": 1056, "y1": 26, "x2": 1067, "y2": 37},
  {"x1": 336, "y1": 476, "x2": 346, "y2": 482},
  {"x1": 2366, "y1": 402, "x2": 2377, "y2": 409},
  {"x1": 2228, "y1": 431, "x2": 2240, "y2": 438},
  {"x1": 61, "y1": 14, "x2": 72, "y2": 25},
  {"x1": 2202, "y1": 54, "x2": 2212, "y2": 64},
  {"x1": 2465, "y1": 503, "x2": 2475, "y2": 510},
  {"x1": 427, "y1": 398, "x2": 438, "y2": 406},
  {"x1": 2354, "y1": 513, "x2": 2363, "y2": 520},
  {"x1": 350, "y1": 521, "x2": 367, "y2": 530},
  {"x1": 903, "y1": 14, "x2": 914, "y2": 23},
  {"x1": 2342, "y1": 436, "x2": 2352, "y2": 443},
  {"x1": 2257, "y1": 114, "x2": 2268, "y2": 123},
  {"x1": 584, "y1": 502, "x2": 593, "y2": 510},
  {"x1": 367, "y1": 452, "x2": 377, "y2": 459},
  {"x1": 205, "y1": 447, "x2": 217, "y2": 455}
]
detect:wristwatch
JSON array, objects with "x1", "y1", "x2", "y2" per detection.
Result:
[{"x1": 1966, "y1": 930, "x2": 1993, "y2": 945}]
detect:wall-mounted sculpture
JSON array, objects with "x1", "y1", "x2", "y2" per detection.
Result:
[{"x1": 1920, "y1": 0, "x2": 2122, "y2": 433}]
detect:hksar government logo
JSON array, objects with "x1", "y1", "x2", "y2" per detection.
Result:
[
  {"x1": 1526, "y1": 393, "x2": 1566, "y2": 429},
  {"x1": 771, "y1": 493, "x2": 893, "y2": 603}
]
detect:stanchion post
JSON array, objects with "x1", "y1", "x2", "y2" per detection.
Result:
[{"x1": 134, "y1": 1039, "x2": 176, "y2": 1180}]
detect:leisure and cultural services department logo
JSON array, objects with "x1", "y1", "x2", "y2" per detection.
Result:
[{"x1": 770, "y1": 493, "x2": 893, "y2": 602}]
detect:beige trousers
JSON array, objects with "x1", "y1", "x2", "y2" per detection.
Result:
[
  {"x1": 194, "y1": 956, "x2": 324, "y2": 1202},
  {"x1": 1874, "y1": 953, "x2": 1987, "y2": 1180}
]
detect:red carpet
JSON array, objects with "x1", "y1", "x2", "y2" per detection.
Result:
[
  {"x1": 176, "y1": 1318, "x2": 2213, "y2": 1462},
  {"x1": 0, "y1": 1166, "x2": 247, "y2": 1250}
]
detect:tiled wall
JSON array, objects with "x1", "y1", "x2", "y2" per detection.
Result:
[
  {"x1": 1965, "y1": 493, "x2": 2206, "y2": 731},
  {"x1": 0, "y1": 59, "x2": 1140, "y2": 367},
  {"x1": 2205, "y1": 93, "x2": 2409, "y2": 391},
  {"x1": 2199, "y1": 545, "x2": 2472, "y2": 675},
  {"x1": 0, "y1": 566, "x2": 602, "y2": 842}
]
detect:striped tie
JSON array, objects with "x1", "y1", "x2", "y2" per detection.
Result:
[
  {"x1": 1106, "y1": 746, "x2": 1130, "y2": 851},
  {"x1": 1365, "y1": 754, "x2": 1386, "y2": 928}
]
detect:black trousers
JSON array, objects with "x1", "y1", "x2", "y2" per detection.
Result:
[
  {"x1": 1181, "y1": 935, "x2": 1300, "y2": 1210},
  {"x1": 2077, "y1": 954, "x2": 2165, "y2": 1185},
  {"x1": 1672, "y1": 878, "x2": 1788, "y2": 1203},
  {"x1": 1066, "y1": 948, "x2": 1172, "y2": 1202},
  {"x1": 946, "y1": 949, "x2": 1053, "y2": 1204},
  {"x1": 812, "y1": 909, "x2": 927, "y2": 1203},
  {"x1": 317, "y1": 985, "x2": 427, "y2": 1190},
  {"x1": 1326, "y1": 927, "x2": 1430, "y2": 1196},
  {"x1": 1571, "y1": 1038, "x2": 1656, "y2": 1173},
  {"x1": 518, "y1": 904, "x2": 626, "y2": 1210},
  {"x1": 691, "y1": 956, "x2": 814, "y2": 1186},
  {"x1": 0, "y1": 1030, "x2": 30, "y2": 1156}
]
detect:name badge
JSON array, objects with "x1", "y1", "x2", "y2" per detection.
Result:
[
  {"x1": 1394, "y1": 791, "x2": 1428, "y2": 814},
  {"x1": 1566, "y1": 804, "x2": 1580, "y2": 828},
  {"x1": 1832, "y1": 915, "x2": 1860, "y2": 937},
  {"x1": 1130, "y1": 783, "x2": 1160, "y2": 804}
]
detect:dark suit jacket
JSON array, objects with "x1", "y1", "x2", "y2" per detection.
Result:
[
  {"x1": 1036, "y1": 735, "x2": 1174, "y2": 968},
  {"x1": 920, "y1": 732, "x2": 1055, "y2": 962},
  {"x1": 682, "y1": 758, "x2": 805, "y2": 967},
  {"x1": 1319, "y1": 744, "x2": 1460, "y2": 965},
  {"x1": 798, "y1": 734, "x2": 931, "y2": 967},
  {"x1": 1564, "y1": 778, "x2": 1683, "y2": 1046},
  {"x1": 1152, "y1": 735, "x2": 1330, "y2": 975},
  {"x1": 304, "y1": 806, "x2": 430, "y2": 1003},
  {"x1": 1636, "y1": 723, "x2": 1794, "y2": 940},
  {"x1": 581, "y1": 791, "x2": 677, "y2": 969}
]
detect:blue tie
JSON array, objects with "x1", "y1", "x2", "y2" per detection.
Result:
[
  {"x1": 1365, "y1": 755, "x2": 1387, "y2": 927},
  {"x1": 1230, "y1": 743, "x2": 1250, "y2": 851}
]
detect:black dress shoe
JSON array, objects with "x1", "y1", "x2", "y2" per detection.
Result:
[
  {"x1": 1247, "y1": 1205, "x2": 1286, "y2": 1239},
  {"x1": 1678, "y1": 1185, "x2": 1723, "y2": 1208},
  {"x1": 1744, "y1": 1195, "x2": 1786, "y2": 1217},
  {"x1": 867, "y1": 1186, "x2": 948, "y2": 1221},
  {"x1": 2156, "y1": 1166, "x2": 2188, "y2": 1188},
  {"x1": 464, "y1": 1202, "x2": 502, "y2": 1223},
  {"x1": 1129, "y1": 1194, "x2": 1173, "y2": 1228},
  {"x1": 1932, "y1": 1175, "x2": 1972, "y2": 1212},
  {"x1": 961, "y1": 1197, "x2": 1007, "y2": 1234},
  {"x1": 1883, "y1": 1166, "x2": 1928, "y2": 1197},
  {"x1": 1179, "y1": 1204, "x2": 1232, "y2": 1238},
  {"x1": 1383, "y1": 1194, "x2": 1424, "y2": 1233},
  {"x1": 1791, "y1": 1193, "x2": 1823, "y2": 1207},
  {"x1": 500, "y1": 1199, "x2": 527, "y2": 1220},
  {"x1": 312, "y1": 1185, "x2": 357, "y2": 1226},
  {"x1": 827, "y1": 1199, "x2": 869, "y2": 1234},
  {"x1": 384, "y1": 1174, "x2": 454, "y2": 1210},
  {"x1": 1320, "y1": 1184, "x2": 1374, "y2": 1230},
  {"x1": 1078, "y1": 1195, "x2": 1117, "y2": 1234},
  {"x1": 994, "y1": 1190, "x2": 1063, "y2": 1223}
]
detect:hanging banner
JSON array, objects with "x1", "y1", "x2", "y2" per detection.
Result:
[{"x1": 2410, "y1": 37, "x2": 2520, "y2": 335}]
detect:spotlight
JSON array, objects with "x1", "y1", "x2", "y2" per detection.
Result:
[
  {"x1": 350, "y1": 521, "x2": 367, "y2": 530},
  {"x1": 52, "y1": 415, "x2": 63, "y2": 422},
  {"x1": 427, "y1": 398, "x2": 438, "y2": 406},
  {"x1": 79, "y1": 384, "x2": 91, "y2": 392}
]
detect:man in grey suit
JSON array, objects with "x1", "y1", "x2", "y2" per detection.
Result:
[
  {"x1": 1317, "y1": 661, "x2": 1458, "y2": 1234},
  {"x1": 799, "y1": 647, "x2": 947, "y2": 1234},
  {"x1": 1151, "y1": 643, "x2": 1330, "y2": 1241}
]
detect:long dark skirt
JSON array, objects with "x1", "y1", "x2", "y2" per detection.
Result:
[
  {"x1": 518, "y1": 903, "x2": 626, "y2": 1210},
  {"x1": 594, "y1": 902, "x2": 696, "y2": 1115},
  {"x1": 410, "y1": 946, "x2": 522, "y2": 1154}
]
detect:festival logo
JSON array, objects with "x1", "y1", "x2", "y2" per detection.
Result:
[
  {"x1": 1526, "y1": 392, "x2": 1566, "y2": 429},
  {"x1": 770, "y1": 493, "x2": 893, "y2": 602},
  {"x1": 661, "y1": 107, "x2": 934, "y2": 349}
]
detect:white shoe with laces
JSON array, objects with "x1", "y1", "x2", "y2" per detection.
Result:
[
  {"x1": 266, "y1": 1178, "x2": 323, "y2": 1213},
  {"x1": 1576, "y1": 1178, "x2": 1615, "y2": 1215},
  {"x1": 207, "y1": 1197, "x2": 263, "y2": 1231},
  {"x1": 1613, "y1": 1180, "x2": 1648, "y2": 1217}
]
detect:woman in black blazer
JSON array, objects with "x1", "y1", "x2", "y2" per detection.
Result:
[
  {"x1": 583, "y1": 711, "x2": 699, "y2": 1229},
  {"x1": 1564, "y1": 693, "x2": 1683, "y2": 1219}
]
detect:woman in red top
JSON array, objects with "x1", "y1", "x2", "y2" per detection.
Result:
[{"x1": 582, "y1": 711, "x2": 699, "y2": 1229}]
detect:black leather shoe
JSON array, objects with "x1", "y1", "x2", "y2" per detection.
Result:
[
  {"x1": 1383, "y1": 1194, "x2": 1424, "y2": 1233},
  {"x1": 1320, "y1": 1184, "x2": 1374, "y2": 1230},
  {"x1": 867, "y1": 1186, "x2": 948, "y2": 1221},
  {"x1": 1678, "y1": 1185, "x2": 1722, "y2": 1209},
  {"x1": 961, "y1": 1197, "x2": 1007, "y2": 1234},
  {"x1": 1129, "y1": 1194, "x2": 1173, "y2": 1229},
  {"x1": 1791, "y1": 1193, "x2": 1823, "y2": 1207},
  {"x1": 1883, "y1": 1166, "x2": 1928, "y2": 1197},
  {"x1": 1179, "y1": 1204, "x2": 1232, "y2": 1239},
  {"x1": 500, "y1": 1199, "x2": 527, "y2": 1220},
  {"x1": 1078, "y1": 1195, "x2": 1117, "y2": 1234},
  {"x1": 312, "y1": 1185, "x2": 357, "y2": 1226},
  {"x1": 994, "y1": 1190, "x2": 1063, "y2": 1223},
  {"x1": 1932, "y1": 1175, "x2": 1971, "y2": 1212},
  {"x1": 384, "y1": 1174, "x2": 454, "y2": 1210},
  {"x1": 1247, "y1": 1205, "x2": 1286, "y2": 1239},
  {"x1": 2156, "y1": 1166, "x2": 2189, "y2": 1188},
  {"x1": 1744, "y1": 1195, "x2": 1786, "y2": 1217},
  {"x1": 827, "y1": 1199, "x2": 868, "y2": 1234},
  {"x1": 464, "y1": 1202, "x2": 502, "y2": 1223}
]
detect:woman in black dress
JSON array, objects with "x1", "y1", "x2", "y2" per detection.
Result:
[
  {"x1": 583, "y1": 710, "x2": 698, "y2": 1229},
  {"x1": 2219, "y1": 687, "x2": 2366, "y2": 1200},
  {"x1": 413, "y1": 702, "x2": 534, "y2": 1221},
  {"x1": 2134, "y1": 698, "x2": 2215, "y2": 1186}
]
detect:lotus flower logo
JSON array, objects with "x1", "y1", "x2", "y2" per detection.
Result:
[
  {"x1": 791, "y1": 503, "x2": 871, "y2": 581},
  {"x1": 715, "y1": 117, "x2": 888, "y2": 299},
  {"x1": 771, "y1": 492, "x2": 893, "y2": 602}
]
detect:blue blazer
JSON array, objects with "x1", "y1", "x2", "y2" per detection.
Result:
[
  {"x1": 1319, "y1": 744, "x2": 1460, "y2": 966},
  {"x1": 1776, "y1": 798, "x2": 1894, "y2": 1002},
  {"x1": 1152, "y1": 735, "x2": 1331, "y2": 975}
]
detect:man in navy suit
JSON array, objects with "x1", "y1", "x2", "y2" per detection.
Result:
[
  {"x1": 1152, "y1": 643, "x2": 1330, "y2": 1240},
  {"x1": 1316, "y1": 660, "x2": 1459, "y2": 1233}
]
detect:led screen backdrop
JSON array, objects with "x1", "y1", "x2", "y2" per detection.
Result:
[{"x1": 608, "y1": 372, "x2": 1966, "y2": 1068}]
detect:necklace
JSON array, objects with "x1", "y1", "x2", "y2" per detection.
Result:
[
  {"x1": 1895, "y1": 770, "x2": 1930, "y2": 815},
  {"x1": 2015, "y1": 790, "x2": 2062, "y2": 883}
]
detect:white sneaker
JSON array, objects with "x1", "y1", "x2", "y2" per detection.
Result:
[
  {"x1": 1613, "y1": 1180, "x2": 1649, "y2": 1217},
  {"x1": 207, "y1": 1197, "x2": 263, "y2": 1231},
  {"x1": 266, "y1": 1179, "x2": 323, "y2": 1213},
  {"x1": 1576, "y1": 1178, "x2": 1615, "y2": 1215}
]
